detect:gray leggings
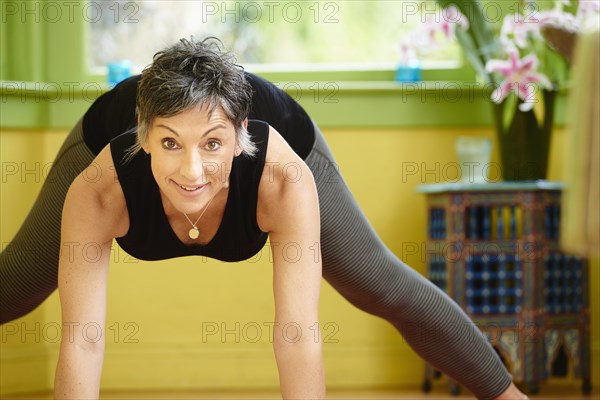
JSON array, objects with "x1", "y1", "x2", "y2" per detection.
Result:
[{"x1": 0, "y1": 120, "x2": 512, "y2": 399}]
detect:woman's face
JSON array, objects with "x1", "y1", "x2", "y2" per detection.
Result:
[{"x1": 143, "y1": 104, "x2": 244, "y2": 216}]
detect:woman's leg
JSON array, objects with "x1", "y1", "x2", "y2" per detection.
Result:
[
  {"x1": 0, "y1": 119, "x2": 95, "y2": 324},
  {"x1": 304, "y1": 124, "x2": 513, "y2": 399}
]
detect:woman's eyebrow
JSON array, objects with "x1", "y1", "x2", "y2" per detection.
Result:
[
  {"x1": 156, "y1": 124, "x2": 179, "y2": 136},
  {"x1": 155, "y1": 124, "x2": 226, "y2": 137},
  {"x1": 201, "y1": 125, "x2": 227, "y2": 137}
]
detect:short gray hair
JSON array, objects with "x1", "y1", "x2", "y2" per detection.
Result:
[{"x1": 131, "y1": 37, "x2": 256, "y2": 158}]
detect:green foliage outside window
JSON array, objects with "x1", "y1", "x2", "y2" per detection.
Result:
[{"x1": 88, "y1": 0, "x2": 461, "y2": 70}]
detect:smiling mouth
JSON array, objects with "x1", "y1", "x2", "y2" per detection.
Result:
[
  {"x1": 179, "y1": 184, "x2": 201, "y2": 191},
  {"x1": 174, "y1": 181, "x2": 206, "y2": 192}
]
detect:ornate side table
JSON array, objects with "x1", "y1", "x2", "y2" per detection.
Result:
[{"x1": 417, "y1": 181, "x2": 591, "y2": 394}]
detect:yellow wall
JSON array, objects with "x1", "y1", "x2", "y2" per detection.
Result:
[{"x1": 1, "y1": 125, "x2": 598, "y2": 394}]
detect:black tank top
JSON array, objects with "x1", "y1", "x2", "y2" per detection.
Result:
[{"x1": 109, "y1": 120, "x2": 270, "y2": 262}]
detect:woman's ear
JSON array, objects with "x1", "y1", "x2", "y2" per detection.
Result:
[
  {"x1": 234, "y1": 145, "x2": 243, "y2": 157},
  {"x1": 234, "y1": 118, "x2": 249, "y2": 157},
  {"x1": 141, "y1": 138, "x2": 150, "y2": 155},
  {"x1": 138, "y1": 116, "x2": 150, "y2": 154}
]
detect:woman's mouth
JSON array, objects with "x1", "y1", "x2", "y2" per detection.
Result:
[
  {"x1": 179, "y1": 184, "x2": 202, "y2": 191},
  {"x1": 173, "y1": 180, "x2": 207, "y2": 195}
]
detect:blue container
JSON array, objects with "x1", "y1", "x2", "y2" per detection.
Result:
[
  {"x1": 395, "y1": 61, "x2": 421, "y2": 83},
  {"x1": 107, "y1": 60, "x2": 133, "y2": 88}
]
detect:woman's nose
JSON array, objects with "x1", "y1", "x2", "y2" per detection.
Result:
[{"x1": 180, "y1": 150, "x2": 204, "y2": 181}]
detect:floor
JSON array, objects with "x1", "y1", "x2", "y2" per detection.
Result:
[{"x1": 2, "y1": 381, "x2": 597, "y2": 400}]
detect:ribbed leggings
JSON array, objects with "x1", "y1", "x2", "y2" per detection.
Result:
[{"x1": 0, "y1": 120, "x2": 512, "y2": 399}]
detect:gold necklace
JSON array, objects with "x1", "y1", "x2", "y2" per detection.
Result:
[{"x1": 183, "y1": 193, "x2": 217, "y2": 240}]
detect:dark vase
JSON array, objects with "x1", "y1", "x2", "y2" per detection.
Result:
[{"x1": 492, "y1": 90, "x2": 556, "y2": 181}]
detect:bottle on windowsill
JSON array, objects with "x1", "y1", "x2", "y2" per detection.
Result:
[
  {"x1": 107, "y1": 60, "x2": 133, "y2": 88},
  {"x1": 395, "y1": 58, "x2": 421, "y2": 82},
  {"x1": 395, "y1": 41, "x2": 421, "y2": 83}
]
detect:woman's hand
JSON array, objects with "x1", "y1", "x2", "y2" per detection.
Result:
[
  {"x1": 493, "y1": 383, "x2": 528, "y2": 400},
  {"x1": 258, "y1": 127, "x2": 326, "y2": 399},
  {"x1": 54, "y1": 145, "x2": 128, "y2": 399}
]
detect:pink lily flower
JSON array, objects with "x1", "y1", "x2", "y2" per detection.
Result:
[
  {"x1": 485, "y1": 51, "x2": 552, "y2": 112},
  {"x1": 398, "y1": 39, "x2": 418, "y2": 64},
  {"x1": 422, "y1": 6, "x2": 469, "y2": 46},
  {"x1": 500, "y1": 14, "x2": 541, "y2": 49},
  {"x1": 439, "y1": 6, "x2": 469, "y2": 38}
]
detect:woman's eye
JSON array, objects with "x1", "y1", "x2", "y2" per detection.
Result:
[
  {"x1": 162, "y1": 139, "x2": 179, "y2": 150},
  {"x1": 206, "y1": 140, "x2": 221, "y2": 151}
]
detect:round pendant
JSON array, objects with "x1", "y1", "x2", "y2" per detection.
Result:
[{"x1": 188, "y1": 227, "x2": 200, "y2": 239}]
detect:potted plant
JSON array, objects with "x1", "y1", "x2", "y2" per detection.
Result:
[{"x1": 424, "y1": 0, "x2": 598, "y2": 180}]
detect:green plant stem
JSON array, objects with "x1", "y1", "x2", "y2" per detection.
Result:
[{"x1": 434, "y1": 0, "x2": 499, "y2": 86}]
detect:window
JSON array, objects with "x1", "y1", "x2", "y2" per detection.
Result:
[{"x1": 88, "y1": 0, "x2": 460, "y2": 72}]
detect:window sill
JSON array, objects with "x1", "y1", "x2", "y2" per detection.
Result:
[{"x1": 0, "y1": 79, "x2": 568, "y2": 130}]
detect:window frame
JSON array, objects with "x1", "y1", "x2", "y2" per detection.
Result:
[{"x1": 0, "y1": 2, "x2": 568, "y2": 130}]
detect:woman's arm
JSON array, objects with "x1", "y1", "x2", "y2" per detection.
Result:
[
  {"x1": 258, "y1": 127, "x2": 326, "y2": 399},
  {"x1": 54, "y1": 145, "x2": 128, "y2": 399}
]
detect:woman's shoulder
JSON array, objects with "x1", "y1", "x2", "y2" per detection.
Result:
[
  {"x1": 256, "y1": 125, "x2": 316, "y2": 233},
  {"x1": 67, "y1": 144, "x2": 130, "y2": 240}
]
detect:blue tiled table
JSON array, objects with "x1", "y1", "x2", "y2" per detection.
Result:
[{"x1": 417, "y1": 181, "x2": 591, "y2": 395}]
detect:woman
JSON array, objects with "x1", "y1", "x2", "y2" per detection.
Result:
[{"x1": 1, "y1": 38, "x2": 526, "y2": 399}]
